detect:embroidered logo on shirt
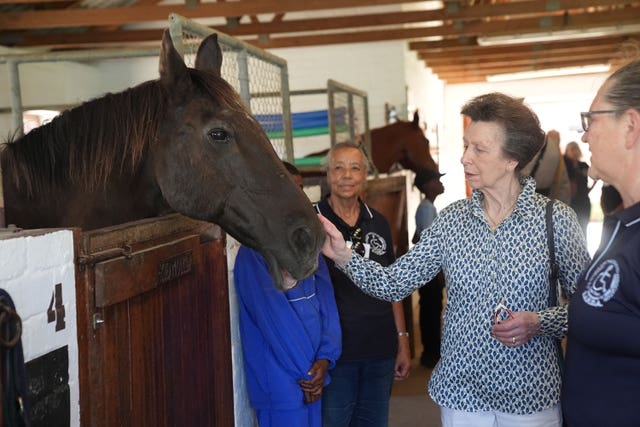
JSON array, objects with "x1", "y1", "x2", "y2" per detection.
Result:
[
  {"x1": 364, "y1": 232, "x2": 387, "y2": 256},
  {"x1": 583, "y1": 259, "x2": 619, "y2": 307}
]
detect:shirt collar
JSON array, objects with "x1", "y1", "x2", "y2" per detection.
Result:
[
  {"x1": 614, "y1": 200, "x2": 640, "y2": 227},
  {"x1": 470, "y1": 175, "x2": 536, "y2": 221},
  {"x1": 316, "y1": 195, "x2": 373, "y2": 230}
]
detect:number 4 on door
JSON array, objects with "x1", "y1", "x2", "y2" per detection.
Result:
[{"x1": 47, "y1": 283, "x2": 66, "y2": 331}]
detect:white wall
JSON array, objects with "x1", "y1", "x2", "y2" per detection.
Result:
[
  {"x1": 273, "y1": 41, "x2": 408, "y2": 129},
  {"x1": 404, "y1": 47, "x2": 445, "y2": 161},
  {"x1": 0, "y1": 56, "x2": 160, "y2": 138},
  {"x1": 436, "y1": 72, "x2": 609, "y2": 211},
  {"x1": 0, "y1": 230, "x2": 79, "y2": 425}
]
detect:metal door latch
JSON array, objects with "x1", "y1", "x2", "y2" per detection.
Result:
[{"x1": 92, "y1": 313, "x2": 105, "y2": 330}]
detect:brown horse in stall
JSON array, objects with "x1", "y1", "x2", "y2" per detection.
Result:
[
  {"x1": 365, "y1": 111, "x2": 439, "y2": 257},
  {"x1": 303, "y1": 110, "x2": 439, "y2": 175},
  {"x1": 0, "y1": 30, "x2": 323, "y2": 290},
  {"x1": 370, "y1": 110, "x2": 438, "y2": 174}
]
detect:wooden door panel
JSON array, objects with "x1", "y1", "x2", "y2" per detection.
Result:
[
  {"x1": 94, "y1": 235, "x2": 199, "y2": 308},
  {"x1": 77, "y1": 215, "x2": 233, "y2": 426}
]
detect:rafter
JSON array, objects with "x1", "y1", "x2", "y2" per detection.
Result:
[
  {"x1": 242, "y1": 7, "x2": 640, "y2": 49},
  {"x1": 428, "y1": 52, "x2": 617, "y2": 72},
  {"x1": 418, "y1": 38, "x2": 631, "y2": 63},
  {"x1": 1, "y1": 0, "x2": 637, "y2": 84},
  {"x1": 0, "y1": 0, "x2": 637, "y2": 32},
  {"x1": 0, "y1": 0, "x2": 427, "y2": 30},
  {"x1": 436, "y1": 58, "x2": 618, "y2": 81}
]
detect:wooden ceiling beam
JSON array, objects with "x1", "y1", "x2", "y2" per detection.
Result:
[
  {"x1": 0, "y1": 0, "x2": 69, "y2": 3},
  {"x1": 409, "y1": 33, "x2": 640, "y2": 54},
  {"x1": 409, "y1": 37, "x2": 478, "y2": 51},
  {"x1": 0, "y1": 0, "x2": 425, "y2": 30},
  {"x1": 0, "y1": 0, "x2": 637, "y2": 33},
  {"x1": 436, "y1": 7, "x2": 640, "y2": 41},
  {"x1": 416, "y1": 35, "x2": 633, "y2": 58},
  {"x1": 8, "y1": 9, "x2": 640, "y2": 50},
  {"x1": 419, "y1": 42, "x2": 623, "y2": 64},
  {"x1": 433, "y1": 58, "x2": 614, "y2": 79},
  {"x1": 428, "y1": 52, "x2": 615, "y2": 72},
  {"x1": 244, "y1": 7, "x2": 640, "y2": 49}
]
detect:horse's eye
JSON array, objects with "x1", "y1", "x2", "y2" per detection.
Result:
[{"x1": 208, "y1": 128, "x2": 230, "y2": 143}]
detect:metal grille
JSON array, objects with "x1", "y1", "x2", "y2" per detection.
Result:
[
  {"x1": 327, "y1": 79, "x2": 374, "y2": 173},
  {"x1": 169, "y1": 14, "x2": 293, "y2": 161}
]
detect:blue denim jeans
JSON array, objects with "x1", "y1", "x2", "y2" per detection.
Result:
[{"x1": 322, "y1": 358, "x2": 395, "y2": 427}]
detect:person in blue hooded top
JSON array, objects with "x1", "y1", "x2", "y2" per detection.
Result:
[{"x1": 234, "y1": 162, "x2": 342, "y2": 427}]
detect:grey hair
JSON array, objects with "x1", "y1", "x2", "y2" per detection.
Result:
[
  {"x1": 321, "y1": 142, "x2": 370, "y2": 172},
  {"x1": 461, "y1": 92, "x2": 545, "y2": 171},
  {"x1": 604, "y1": 58, "x2": 640, "y2": 114}
]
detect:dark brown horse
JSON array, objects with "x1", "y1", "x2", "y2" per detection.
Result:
[
  {"x1": 370, "y1": 111, "x2": 438, "y2": 174},
  {"x1": 0, "y1": 30, "x2": 323, "y2": 290}
]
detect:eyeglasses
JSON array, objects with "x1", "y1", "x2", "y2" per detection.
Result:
[
  {"x1": 493, "y1": 300, "x2": 514, "y2": 324},
  {"x1": 580, "y1": 109, "x2": 624, "y2": 132}
]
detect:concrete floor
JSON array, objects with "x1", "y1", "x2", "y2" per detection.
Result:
[
  {"x1": 389, "y1": 360, "x2": 440, "y2": 427},
  {"x1": 389, "y1": 298, "x2": 441, "y2": 427}
]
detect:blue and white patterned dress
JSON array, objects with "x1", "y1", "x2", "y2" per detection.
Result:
[{"x1": 339, "y1": 176, "x2": 590, "y2": 414}]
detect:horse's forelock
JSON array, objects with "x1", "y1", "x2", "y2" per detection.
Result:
[{"x1": 189, "y1": 69, "x2": 249, "y2": 114}]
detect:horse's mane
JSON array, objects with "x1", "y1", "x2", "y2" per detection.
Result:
[{"x1": 1, "y1": 68, "x2": 246, "y2": 197}]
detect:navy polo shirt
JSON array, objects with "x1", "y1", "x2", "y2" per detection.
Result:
[
  {"x1": 563, "y1": 202, "x2": 640, "y2": 426},
  {"x1": 315, "y1": 197, "x2": 398, "y2": 362}
]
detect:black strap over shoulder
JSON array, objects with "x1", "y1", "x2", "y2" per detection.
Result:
[
  {"x1": 545, "y1": 200, "x2": 560, "y2": 307},
  {"x1": 530, "y1": 140, "x2": 548, "y2": 178}
]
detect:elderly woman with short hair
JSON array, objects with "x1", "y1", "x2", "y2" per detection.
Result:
[{"x1": 319, "y1": 92, "x2": 590, "y2": 427}]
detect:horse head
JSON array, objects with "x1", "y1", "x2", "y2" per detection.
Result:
[
  {"x1": 149, "y1": 31, "x2": 326, "y2": 290},
  {"x1": 370, "y1": 111, "x2": 439, "y2": 174},
  {"x1": 0, "y1": 31, "x2": 323, "y2": 290}
]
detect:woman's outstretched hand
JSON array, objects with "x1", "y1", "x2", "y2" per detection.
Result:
[{"x1": 318, "y1": 214, "x2": 353, "y2": 267}]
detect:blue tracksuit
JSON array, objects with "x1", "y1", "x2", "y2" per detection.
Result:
[{"x1": 234, "y1": 246, "x2": 342, "y2": 427}]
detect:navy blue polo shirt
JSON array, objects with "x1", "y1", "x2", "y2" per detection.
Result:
[
  {"x1": 562, "y1": 202, "x2": 640, "y2": 426},
  {"x1": 316, "y1": 196, "x2": 398, "y2": 362}
]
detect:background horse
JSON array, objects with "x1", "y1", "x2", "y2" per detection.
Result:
[
  {"x1": 0, "y1": 30, "x2": 323, "y2": 290},
  {"x1": 303, "y1": 110, "x2": 439, "y2": 175},
  {"x1": 370, "y1": 111, "x2": 438, "y2": 174}
]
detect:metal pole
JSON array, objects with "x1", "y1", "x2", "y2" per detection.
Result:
[
  {"x1": 237, "y1": 49, "x2": 251, "y2": 109},
  {"x1": 280, "y1": 64, "x2": 294, "y2": 163},
  {"x1": 362, "y1": 95, "x2": 377, "y2": 175},
  {"x1": 348, "y1": 93, "x2": 356, "y2": 143},
  {"x1": 8, "y1": 60, "x2": 24, "y2": 139},
  {"x1": 327, "y1": 85, "x2": 336, "y2": 148}
]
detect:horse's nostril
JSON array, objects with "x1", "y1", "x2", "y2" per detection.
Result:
[{"x1": 291, "y1": 225, "x2": 313, "y2": 252}]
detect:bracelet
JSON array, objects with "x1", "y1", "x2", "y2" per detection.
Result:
[{"x1": 398, "y1": 332, "x2": 410, "y2": 337}]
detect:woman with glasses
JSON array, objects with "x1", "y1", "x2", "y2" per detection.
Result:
[
  {"x1": 562, "y1": 59, "x2": 640, "y2": 427},
  {"x1": 315, "y1": 142, "x2": 411, "y2": 427},
  {"x1": 319, "y1": 93, "x2": 590, "y2": 427}
]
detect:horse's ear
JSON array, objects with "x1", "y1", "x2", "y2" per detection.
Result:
[
  {"x1": 195, "y1": 33, "x2": 223, "y2": 77},
  {"x1": 412, "y1": 110, "x2": 420, "y2": 127},
  {"x1": 159, "y1": 30, "x2": 190, "y2": 89}
]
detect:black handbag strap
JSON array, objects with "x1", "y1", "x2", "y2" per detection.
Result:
[
  {"x1": 545, "y1": 200, "x2": 559, "y2": 306},
  {"x1": 530, "y1": 140, "x2": 548, "y2": 178}
]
